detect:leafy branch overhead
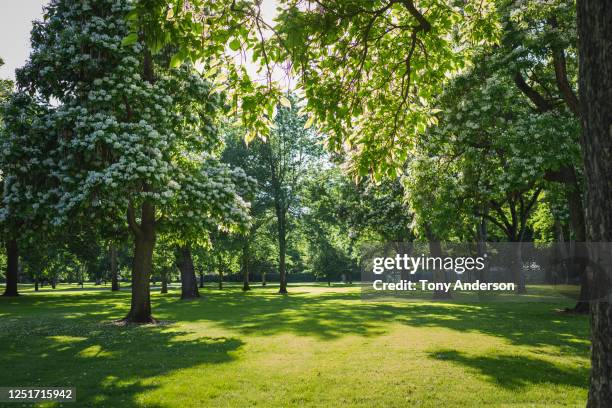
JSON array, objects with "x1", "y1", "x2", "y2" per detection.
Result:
[{"x1": 124, "y1": 1, "x2": 500, "y2": 178}]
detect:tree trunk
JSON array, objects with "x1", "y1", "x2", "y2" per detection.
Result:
[
  {"x1": 199, "y1": 271, "x2": 204, "y2": 288},
  {"x1": 176, "y1": 245, "x2": 199, "y2": 299},
  {"x1": 577, "y1": 1, "x2": 612, "y2": 405},
  {"x1": 277, "y1": 208, "x2": 288, "y2": 294},
  {"x1": 242, "y1": 242, "x2": 251, "y2": 291},
  {"x1": 124, "y1": 202, "x2": 156, "y2": 323},
  {"x1": 262, "y1": 271, "x2": 266, "y2": 286},
  {"x1": 160, "y1": 270, "x2": 168, "y2": 294},
  {"x1": 425, "y1": 226, "x2": 452, "y2": 299},
  {"x1": 561, "y1": 166, "x2": 591, "y2": 313},
  {"x1": 218, "y1": 269, "x2": 223, "y2": 290},
  {"x1": 2, "y1": 238, "x2": 19, "y2": 297},
  {"x1": 429, "y1": 240, "x2": 452, "y2": 299},
  {"x1": 34, "y1": 278, "x2": 39, "y2": 292},
  {"x1": 512, "y1": 242, "x2": 526, "y2": 294},
  {"x1": 110, "y1": 245, "x2": 120, "y2": 292}
]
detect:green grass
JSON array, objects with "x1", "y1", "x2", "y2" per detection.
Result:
[{"x1": 0, "y1": 283, "x2": 590, "y2": 407}]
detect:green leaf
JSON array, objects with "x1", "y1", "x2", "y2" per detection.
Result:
[
  {"x1": 229, "y1": 38, "x2": 241, "y2": 51},
  {"x1": 170, "y1": 53, "x2": 183, "y2": 68},
  {"x1": 121, "y1": 33, "x2": 138, "y2": 47}
]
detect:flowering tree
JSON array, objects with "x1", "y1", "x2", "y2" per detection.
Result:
[
  {"x1": 403, "y1": 54, "x2": 581, "y2": 292},
  {"x1": 5, "y1": 0, "x2": 251, "y2": 322}
]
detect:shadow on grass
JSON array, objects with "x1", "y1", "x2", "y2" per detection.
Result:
[
  {"x1": 428, "y1": 349, "x2": 589, "y2": 389},
  {"x1": 156, "y1": 287, "x2": 589, "y2": 355},
  {"x1": 0, "y1": 317, "x2": 242, "y2": 407},
  {"x1": 0, "y1": 286, "x2": 590, "y2": 352},
  {"x1": 0, "y1": 284, "x2": 590, "y2": 405}
]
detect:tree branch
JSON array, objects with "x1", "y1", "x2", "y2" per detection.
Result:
[
  {"x1": 548, "y1": 17, "x2": 580, "y2": 117},
  {"x1": 127, "y1": 202, "x2": 143, "y2": 238},
  {"x1": 399, "y1": 0, "x2": 431, "y2": 32},
  {"x1": 514, "y1": 72, "x2": 553, "y2": 113}
]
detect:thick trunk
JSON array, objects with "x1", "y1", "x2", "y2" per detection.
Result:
[
  {"x1": 218, "y1": 270, "x2": 223, "y2": 290},
  {"x1": 563, "y1": 166, "x2": 591, "y2": 313},
  {"x1": 2, "y1": 239, "x2": 19, "y2": 296},
  {"x1": 176, "y1": 245, "x2": 199, "y2": 299},
  {"x1": 577, "y1": 1, "x2": 612, "y2": 405},
  {"x1": 262, "y1": 271, "x2": 266, "y2": 286},
  {"x1": 34, "y1": 278, "x2": 39, "y2": 291},
  {"x1": 110, "y1": 245, "x2": 120, "y2": 291},
  {"x1": 124, "y1": 202, "x2": 156, "y2": 323}
]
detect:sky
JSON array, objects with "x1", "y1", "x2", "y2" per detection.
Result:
[
  {"x1": 0, "y1": 0, "x2": 281, "y2": 82},
  {"x1": 0, "y1": 1, "x2": 49, "y2": 80}
]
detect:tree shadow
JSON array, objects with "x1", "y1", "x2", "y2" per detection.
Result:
[
  {"x1": 0, "y1": 317, "x2": 242, "y2": 407},
  {"x1": 155, "y1": 287, "x2": 589, "y2": 355},
  {"x1": 427, "y1": 349, "x2": 589, "y2": 389}
]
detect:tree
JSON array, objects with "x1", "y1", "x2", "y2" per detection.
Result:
[
  {"x1": 8, "y1": 0, "x2": 251, "y2": 322},
  {"x1": 259, "y1": 99, "x2": 321, "y2": 293},
  {"x1": 175, "y1": 244, "x2": 199, "y2": 299},
  {"x1": 576, "y1": 0, "x2": 612, "y2": 405},
  {"x1": 221, "y1": 124, "x2": 274, "y2": 291},
  {"x1": 0, "y1": 59, "x2": 18, "y2": 297},
  {"x1": 303, "y1": 169, "x2": 358, "y2": 285},
  {"x1": 1, "y1": 91, "x2": 54, "y2": 297}
]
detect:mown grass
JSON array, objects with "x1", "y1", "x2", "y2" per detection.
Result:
[{"x1": 0, "y1": 283, "x2": 590, "y2": 407}]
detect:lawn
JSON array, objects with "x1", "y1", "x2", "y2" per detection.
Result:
[{"x1": 0, "y1": 283, "x2": 590, "y2": 407}]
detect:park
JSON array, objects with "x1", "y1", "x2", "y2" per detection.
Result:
[{"x1": 0, "y1": 0, "x2": 611, "y2": 406}]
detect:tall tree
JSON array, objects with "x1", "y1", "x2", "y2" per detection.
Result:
[
  {"x1": 260, "y1": 99, "x2": 321, "y2": 293},
  {"x1": 0, "y1": 58, "x2": 18, "y2": 297},
  {"x1": 7, "y1": 0, "x2": 251, "y2": 322},
  {"x1": 576, "y1": 0, "x2": 612, "y2": 405}
]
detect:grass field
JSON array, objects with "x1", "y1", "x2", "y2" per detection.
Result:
[{"x1": 0, "y1": 283, "x2": 590, "y2": 407}]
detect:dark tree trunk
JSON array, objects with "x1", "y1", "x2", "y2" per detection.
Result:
[
  {"x1": 199, "y1": 271, "x2": 204, "y2": 288},
  {"x1": 262, "y1": 271, "x2": 266, "y2": 286},
  {"x1": 242, "y1": 242, "x2": 251, "y2": 291},
  {"x1": 160, "y1": 270, "x2": 168, "y2": 294},
  {"x1": 176, "y1": 245, "x2": 199, "y2": 299},
  {"x1": 561, "y1": 166, "x2": 591, "y2": 313},
  {"x1": 34, "y1": 278, "x2": 39, "y2": 292},
  {"x1": 124, "y1": 202, "x2": 156, "y2": 323},
  {"x1": 110, "y1": 245, "x2": 120, "y2": 292},
  {"x1": 476, "y1": 216, "x2": 488, "y2": 282},
  {"x1": 51, "y1": 278, "x2": 56, "y2": 289},
  {"x1": 218, "y1": 270, "x2": 223, "y2": 290},
  {"x1": 577, "y1": 1, "x2": 612, "y2": 406},
  {"x1": 425, "y1": 226, "x2": 451, "y2": 299},
  {"x1": 429, "y1": 240, "x2": 451, "y2": 299},
  {"x1": 2, "y1": 238, "x2": 19, "y2": 297},
  {"x1": 512, "y1": 242, "x2": 526, "y2": 294}
]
